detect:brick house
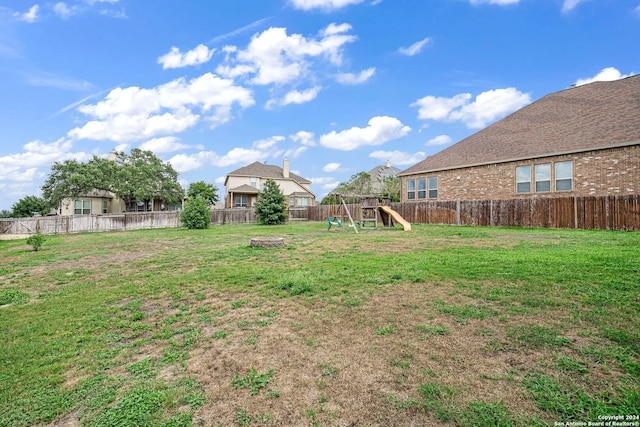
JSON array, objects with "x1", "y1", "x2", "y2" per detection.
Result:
[
  {"x1": 224, "y1": 158, "x2": 316, "y2": 208},
  {"x1": 398, "y1": 75, "x2": 640, "y2": 202}
]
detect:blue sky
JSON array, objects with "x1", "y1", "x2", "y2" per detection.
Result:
[{"x1": 1, "y1": 0, "x2": 639, "y2": 211}]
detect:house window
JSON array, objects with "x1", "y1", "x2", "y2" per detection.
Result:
[
  {"x1": 290, "y1": 197, "x2": 295, "y2": 207},
  {"x1": 250, "y1": 177, "x2": 257, "y2": 188},
  {"x1": 74, "y1": 200, "x2": 91, "y2": 215},
  {"x1": 428, "y1": 177, "x2": 438, "y2": 199},
  {"x1": 235, "y1": 195, "x2": 248, "y2": 207},
  {"x1": 102, "y1": 200, "x2": 108, "y2": 214},
  {"x1": 535, "y1": 163, "x2": 551, "y2": 192},
  {"x1": 407, "y1": 179, "x2": 415, "y2": 200},
  {"x1": 298, "y1": 197, "x2": 309, "y2": 207},
  {"x1": 417, "y1": 178, "x2": 426, "y2": 199},
  {"x1": 516, "y1": 166, "x2": 531, "y2": 193},
  {"x1": 555, "y1": 161, "x2": 573, "y2": 191}
]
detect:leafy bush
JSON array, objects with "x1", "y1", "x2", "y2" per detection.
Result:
[
  {"x1": 254, "y1": 179, "x2": 286, "y2": 225},
  {"x1": 26, "y1": 230, "x2": 46, "y2": 251},
  {"x1": 180, "y1": 196, "x2": 211, "y2": 229}
]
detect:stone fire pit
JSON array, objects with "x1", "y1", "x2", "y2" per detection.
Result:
[{"x1": 250, "y1": 237, "x2": 285, "y2": 248}]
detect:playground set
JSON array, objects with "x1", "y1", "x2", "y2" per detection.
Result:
[{"x1": 327, "y1": 194, "x2": 411, "y2": 233}]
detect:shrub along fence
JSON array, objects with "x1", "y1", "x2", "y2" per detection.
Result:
[{"x1": 307, "y1": 195, "x2": 640, "y2": 231}]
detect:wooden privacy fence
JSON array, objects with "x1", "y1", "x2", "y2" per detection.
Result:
[
  {"x1": 2, "y1": 196, "x2": 638, "y2": 236},
  {"x1": 0, "y1": 207, "x2": 308, "y2": 236},
  {"x1": 307, "y1": 195, "x2": 640, "y2": 231},
  {"x1": 0, "y1": 211, "x2": 182, "y2": 236}
]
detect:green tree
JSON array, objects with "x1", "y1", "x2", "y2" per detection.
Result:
[
  {"x1": 381, "y1": 175, "x2": 401, "y2": 202},
  {"x1": 254, "y1": 179, "x2": 286, "y2": 225},
  {"x1": 320, "y1": 171, "x2": 373, "y2": 204},
  {"x1": 187, "y1": 181, "x2": 219, "y2": 205},
  {"x1": 180, "y1": 196, "x2": 211, "y2": 229},
  {"x1": 1, "y1": 209, "x2": 14, "y2": 218},
  {"x1": 11, "y1": 196, "x2": 52, "y2": 217},
  {"x1": 111, "y1": 149, "x2": 184, "y2": 211},
  {"x1": 42, "y1": 149, "x2": 183, "y2": 212},
  {"x1": 41, "y1": 159, "x2": 97, "y2": 209}
]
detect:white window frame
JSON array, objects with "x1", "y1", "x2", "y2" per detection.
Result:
[
  {"x1": 74, "y1": 199, "x2": 91, "y2": 215},
  {"x1": 407, "y1": 179, "x2": 416, "y2": 200},
  {"x1": 428, "y1": 177, "x2": 438, "y2": 199},
  {"x1": 516, "y1": 166, "x2": 532, "y2": 194},
  {"x1": 535, "y1": 163, "x2": 551, "y2": 192},
  {"x1": 235, "y1": 194, "x2": 248, "y2": 207},
  {"x1": 417, "y1": 178, "x2": 426, "y2": 199},
  {"x1": 555, "y1": 161, "x2": 573, "y2": 191}
]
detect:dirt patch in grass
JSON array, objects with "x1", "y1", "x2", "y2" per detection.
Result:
[{"x1": 186, "y1": 283, "x2": 551, "y2": 425}]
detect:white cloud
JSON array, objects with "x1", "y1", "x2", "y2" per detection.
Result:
[
  {"x1": 323, "y1": 162, "x2": 341, "y2": 172},
  {"x1": 561, "y1": 0, "x2": 587, "y2": 13},
  {"x1": 412, "y1": 93, "x2": 471, "y2": 122},
  {"x1": 68, "y1": 73, "x2": 254, "y2": 142},
  {"x1": 369, "y1": 150, "x2": 426, "y2": 166},
  {"x1": 138, "y1": 136, "x2": 198, "y2": 153},
  {"x1": 310, "y1": 176, "x2": 340, "y2": 191},
  {"x1": 267, "y1": 87, "x2": 321, "y2": 109},
  {"x1": 253, "y1": 136, "x2": 285, "y2": 150},
  {"x1": 288, "y1": 0, "x2": 365, "y2": 12},
  {"x1": 335, "y1": 67, "x2": 376, "y2": 85},
  {"x1": 54, "y1": 2, "x2": 79, "y2": 19},
  {"x1": 169, "y1": 147, "x2": 267, "y2": 172},
  {"x1": 469, "y1": 0, "x2": 520, "y2": 5},
  {"x1": 284, "y1": 146, "x2": 308, "y2": 159},
  {"x1": 158, "y1": 44, "x2": 215, "y2": 69},
  {"x1": 320, "y1": 116, "x2": 411, "y2": 151},
  {"x1": 426, "y1": 135, "x2": 452, "y2": 146},
  {"x1": 398, "y1": 37, "x2": 432, "y2": 56},
  {"x1": 574, "y1": 67, "x2": 635, "y2": 86},
  {"x1": 14, "y1": 5, "x2": 40, "y2": 22},
  {"x1": 290, "y1": 131, "x2": 316, "y2": 146},
  {"x1": 217, "y1": 23, "x2": 356, "y2": 86},
  {"x1": 0, "y1": 138, "x2": 92, "y2": 202},
  {"x1": 412, "y1": 87, "x2": 531, "y2": 128}
]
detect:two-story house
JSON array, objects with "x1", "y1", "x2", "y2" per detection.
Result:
[{"x1": 224, "y1": 158, "x2": 316, "y2": 208}]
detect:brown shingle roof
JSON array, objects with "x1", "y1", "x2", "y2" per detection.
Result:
[
  {"x1": 229, "y1": 184, "x2": 260, "y2": 194},
  {"x1": 227, "y1": 161, "x2": 311, "y2": 184},
  {"x1": 399, "y1": 75, "x2": 640, "y2": 176}
]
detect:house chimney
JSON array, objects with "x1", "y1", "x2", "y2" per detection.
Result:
[
  {"x1": 108, "y1": 150, "x2": 117, "y2": 162},
  {"x1": 283, "y1": 157, "x2": 290, "y2": 178},
  {"x1": 385, "y1": 160, "x2": 391, "y2": 168}
]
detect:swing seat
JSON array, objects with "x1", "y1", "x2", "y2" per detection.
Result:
[{"x1": 327, "y1": 217, "x2": 342, "y2": 229}]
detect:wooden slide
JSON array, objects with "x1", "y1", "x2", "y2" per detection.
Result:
[{"x1": 378, "y1": 206, "x2": 412, "y2": 231}]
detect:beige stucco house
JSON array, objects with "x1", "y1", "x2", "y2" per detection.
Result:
[
  {"x1": 224, "y1": 158, "x2": 315, "y2": 208},
  {"x1": 398, "y1": 75, "x2": 640, "y2": 202}
]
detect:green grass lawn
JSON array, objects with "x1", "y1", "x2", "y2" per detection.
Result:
[{"x1": 1, "y1": 223, "x2": 638, "y2": 426}]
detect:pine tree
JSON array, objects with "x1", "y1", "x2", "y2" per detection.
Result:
[{"x1": 254, "y1": 179, "x2": 286, "y2": 225}]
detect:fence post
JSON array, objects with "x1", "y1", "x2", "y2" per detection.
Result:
[{"x1": 456, "y1": 200, "x2": 461, "y2": 226}]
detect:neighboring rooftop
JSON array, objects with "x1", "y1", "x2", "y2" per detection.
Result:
[
  {"x1": 368, "y1": 160, "x2": 401, "y2": 182},
  {"x1": 399, "y1": 74, "x2": 640, "y2": 176},
  {"x1": 225, "y1": 161, "x2": 311, "y2": 184}
]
